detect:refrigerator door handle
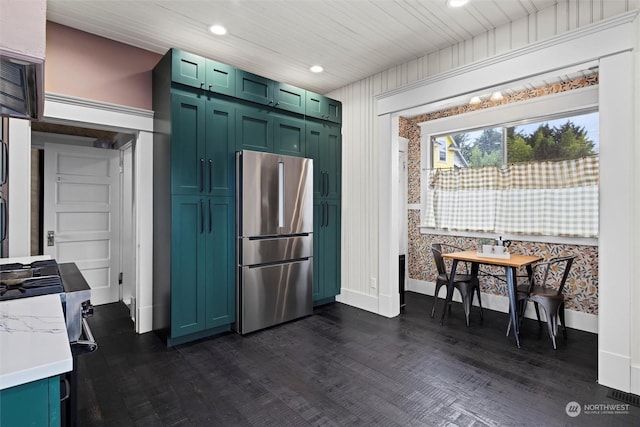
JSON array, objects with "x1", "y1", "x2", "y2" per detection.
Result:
[
  {"x1": 1, "y1": 141, "x2": 7, "y2": 185},
  {"x1": 0, "y1": 197, "x2": 6, "y2": 241},
  {"x1": 278, "y1": 161, "x2": 285, "y2": 228}
]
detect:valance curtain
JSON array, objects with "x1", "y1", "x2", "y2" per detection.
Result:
[{"x1": 424, "y1": 156, "x2": 599, "y2": 238}]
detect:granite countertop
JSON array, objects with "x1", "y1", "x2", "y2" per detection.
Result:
[{"x1": 0, "y1": 293, "x2": 72, "y2": 390}]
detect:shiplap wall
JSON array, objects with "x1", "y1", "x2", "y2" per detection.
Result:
[{"x1": 326, "y1": 0, "x2": 638, "y2": 301}]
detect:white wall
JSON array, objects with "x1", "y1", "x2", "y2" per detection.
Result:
[{"x1": 327, "y1": 1, "x2": 640, "y2": 394}]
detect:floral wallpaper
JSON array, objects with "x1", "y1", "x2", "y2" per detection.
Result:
[{"x1": 402, "y1": 75, "x2": 599, "y2": 315}]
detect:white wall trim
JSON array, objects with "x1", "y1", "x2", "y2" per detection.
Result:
[
  {"x1": 407, "y1": 278, "x2": 598, "y2": 334},
  {"x1": 632, "y1": 364, "x2": 640, "y2": 396},
  {"x1": 336, "y1": 289, "x2": 381, "y2": 316},
  {"x1": 7, "y1": 119, "x2": 32, "y2": 257},
  {"x1": 43, "y1": 93, "x2": 154, "y2": 334},
  {"x1": 376, "y1": 11, "x2": 639, "y2": 114}
]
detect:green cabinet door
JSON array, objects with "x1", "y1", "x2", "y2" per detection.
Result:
[
  {"x1": 171, "y1": 195, "x2": 207, "y2": 337},
  {"x1": 306, "y1": 121, "x2": 341, "y2": 199},
  {"x1": 206, "y1": 98, "x2": 236, "y2": 196},
  {"x1": 0, "y1": 376, "x2": 61, "y2": 427},
  {"x1": 274, "y1": 82, "x2": 306, "y2": 115},
  {"x1": 205, "y1": 197, "x2": 235, "y2": 328},
  {"x1": 205, "y1": 59, "x2": 236, "y2": 96},
  {"x1": 171, "y1": 92, "x2": 206, "y2": 195},
  {"x1": 171, "y1": 49, "x2": 207, "y2": 89},
  {"x1": 313, "y1": 199, "x2": 341, "y2": 302},
  {"x1": 236, "y1": 70, "x2": 273, "y2": 105},
  {"x1": 236, "y1": 104, "x2": 273, "y2": 152},
  {"x1": 305, "y1": 91, "x2": 342, "y2": 123},
  {"x1": 274, "y1": 115, "x2": 305, "y2": 157}
]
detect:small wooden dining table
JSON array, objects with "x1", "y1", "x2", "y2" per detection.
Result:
[{"x1": 441, "y1": 250, "x2": 542, "y2": 348}]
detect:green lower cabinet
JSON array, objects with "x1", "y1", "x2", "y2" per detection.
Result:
[
  {"x1": 313, "y1": 199, "x2": 341, "y2": 303},
  {"x1": 171, "y1": 195, "x2": 234, "y2": 338},
  {"x1": 0, "y1": 376, "x2": 61, "y2": 427}
]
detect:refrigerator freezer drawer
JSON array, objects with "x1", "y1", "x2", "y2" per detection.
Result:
[
  {"x1": 240, "y1": 234, "x2": 312, "y2": 266},
  {"x1": 239, "y1": 258, "x2": 312, "y2": 334}
]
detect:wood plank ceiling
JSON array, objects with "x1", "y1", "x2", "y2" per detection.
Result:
[{"x1": 46, "y1": 0, "x2": 558, "y2": 94}]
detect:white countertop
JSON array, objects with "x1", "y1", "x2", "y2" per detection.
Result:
[{"x1": 0, "y1": 294, "x2": 72, "y2": 390}]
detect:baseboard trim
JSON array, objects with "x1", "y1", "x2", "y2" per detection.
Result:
[
  {"x1": 336, "y1": 289, "x2": 381, "y2": 316},
  {"x1": 137, "y1": 305, "x2": 153, "y2": 334},
  {"x1": 407, "y1": 278, "x2": 597, "y2": 333},
  {"x1": 631, "y1": 364, "x2": 640, "y2": 396},
  {"x1": 599, "y1": 350, "x2": 631, "y2": 392}
]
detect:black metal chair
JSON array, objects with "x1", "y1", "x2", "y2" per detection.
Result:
[
  {"x1": 430, "y1": 243, "x2": 483, "y2": 326},
  {"x1": 507, "y1": 256, "x2": 575, "y2": 349}
]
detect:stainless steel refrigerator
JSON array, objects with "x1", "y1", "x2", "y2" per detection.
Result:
[{"x1": 236, "y1": 150, "x2": 313, "y2": 334}]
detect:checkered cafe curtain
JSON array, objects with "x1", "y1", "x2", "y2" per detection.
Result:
[{"x1": 425, "y1": 156, "x2": 599, "y2": 237}]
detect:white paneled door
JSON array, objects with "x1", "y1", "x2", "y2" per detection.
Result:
[{"x1": 44, "y1": 143, "x2": 121, "y2": 305}]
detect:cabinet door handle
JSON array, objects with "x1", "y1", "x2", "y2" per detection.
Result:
[
  {"x1": 320, "y1": 171, "x2": 325, "y2": 196},
  {"x1": 1, "y1": 141, "x2": 7, "y2": 185},
  {"x1": 324, "y1": 172, "x2": 329, "y2": 197},
  {"x1": 326, "y1": 202, "x2": 330, "y2": 227},
  {"x1": 200, "y1": 158, "x2": 205, "y2": 192},
  {"x1": 209, "y1": 199, "x2": 212, "y2": 233},
  {"x1": 208, "y1": 159, "x2": 213, "y2": 193},
  {"x1": 200, "y1": 199, "x2": 205, "y2": 234},
  {"x1": 323, "y1": 202, "x2": 328, "y2": 227}
]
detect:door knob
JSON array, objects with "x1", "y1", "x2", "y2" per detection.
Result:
[{"x1": 47, "y1": 230, "x2": 55, "y2": 246}]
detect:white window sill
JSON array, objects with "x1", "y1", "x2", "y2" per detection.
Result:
[{"x1": 418, "y1": 225, "x2": 598, "y2": 247}]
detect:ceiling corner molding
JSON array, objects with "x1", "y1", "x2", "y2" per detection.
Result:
[
  {"x1": 44, "y1": 92, "x2": 154, "y2": 132},
  {"x1": 376, "y1": 10, "x2": 639, "y2": 113}
]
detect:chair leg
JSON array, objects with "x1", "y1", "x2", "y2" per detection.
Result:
[
  {"x1": 431, "y1": 283, "x2": 443, "y2": 318},
  {"x1": 475, "y1": 285, "x2": 484, "y2": 321},
  {"x1": 533, "y1": 302, "x2": 542, "y2": 327},
  {"x1": 559, "y1": 302, "x2": 568, "y2": 339}
]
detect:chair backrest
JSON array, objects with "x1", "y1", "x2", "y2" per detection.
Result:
[
  {"x1": 530, "y1": 256, "x2": 575, "y2": 295},
  {"x1": 430, "y1": 243, "x2": 466, "y2": 278}
]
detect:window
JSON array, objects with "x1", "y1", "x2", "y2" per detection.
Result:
[
  {"x1": 420, "y1": 87, "x2": 599, "y2": 240},
  {"x1": 432, "y1": 111, "x2": 598, "y2": 169}
]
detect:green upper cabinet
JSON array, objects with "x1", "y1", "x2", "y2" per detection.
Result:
[
  {"x1": 274, "y1": 115, "x2": 306, "y2": 157},
  {"x1": 274, "y1": 82, "x2": 306, "y2": 115},
  {"x1": 171, "y1": 92, "x2": 206, "y2": 195},
  {"x1": 236, "y1": 104, "x2": 306, "y2": 156},
  {"x1": 305, "y1": 91, "x2": 342, "y2": 124},
  {"x1": 236, "y1": 104, "x2": 274, "y2": 153},
  {"x1": 306, "y1": 121, "x2": 341, "y2": 200},
  {"x1": 205, "y1": 59, "x2": 236, "y2": 96},
  {"x1": 236, "y1": 70, "x2": 306, "y2": 115},
  {"x1": 171, "y1": 92, "x2": 235, "y2": 197},
  {"x1": 171, "y1": 49, "x2": 236, "y2": 96},
  {"x1": 206, "y1": 98, "x2": 236, "y2": 196},
  {"x1": 171, "y1": 49, "x2": 206, "y2": 89}
]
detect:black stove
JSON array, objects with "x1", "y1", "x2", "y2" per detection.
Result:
[{"x1": 0, "y1": 259, "x2": 65, "y2": 300}]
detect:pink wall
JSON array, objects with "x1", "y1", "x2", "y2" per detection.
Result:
[{"x1": 45, "y1": 22, "x2": 161, "y2": 110}]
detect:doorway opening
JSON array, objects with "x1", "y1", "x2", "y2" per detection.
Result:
[{"x1": 30, "y1": 122, "x2": 137, "y2": 321}]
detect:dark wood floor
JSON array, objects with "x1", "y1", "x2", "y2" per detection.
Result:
[{"x1": 78, "y1": 292, "x2": 639, "y2": 426}]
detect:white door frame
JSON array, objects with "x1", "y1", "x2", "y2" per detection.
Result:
[{"x1": 42, "y1": 93, "x2": 154, "y2": 333}]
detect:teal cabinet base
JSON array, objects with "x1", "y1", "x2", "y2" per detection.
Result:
[
  {"x1": 0, "y1": 376, "x2": 61, "y2": 427},
  {"x1": 165, "y1": 324, "x2": 232, "y2": 347},
  {"x1": 313, "y1": 296, "x2": 336, "y2": 307}
]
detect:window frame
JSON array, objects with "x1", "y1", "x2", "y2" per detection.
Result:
[{"x1": 418, "y1": 85, "x2": 599, "y2": 246}]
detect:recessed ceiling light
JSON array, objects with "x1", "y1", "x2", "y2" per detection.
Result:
[
  {"x1": 208, "y1": 24, "x2": 227, "y2": 35},
  {"x1": 310, "y1": 65, "x2": 324, "y2": 73},
  {"x1": 447, "y1": 0, "x2": 469, "y2": 7},
  {"x1": 469, "y1": 96, "x2": 481, "y2": 105}
]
